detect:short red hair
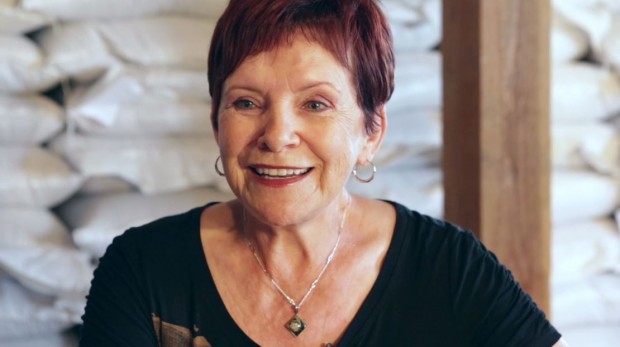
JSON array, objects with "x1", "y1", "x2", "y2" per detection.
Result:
[{"x1": 207, "y1": 0, "x2": 395, "y2": 134}]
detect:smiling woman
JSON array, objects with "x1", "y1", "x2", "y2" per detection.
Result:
[
  {"x1": 215, "y1": 36, "x2": 377, "y2": 228},
  {"x1": 79, "y1": 1, "x2": 565, "y2": 346}
]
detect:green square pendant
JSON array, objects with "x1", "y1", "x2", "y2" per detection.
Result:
[{"x1": 286, "y1": 315, "x2": 307, "y2": 336}]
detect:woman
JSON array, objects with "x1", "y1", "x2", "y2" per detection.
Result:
[{"x1": 80, "y1": 0, "x2": 568, "y2": 346}]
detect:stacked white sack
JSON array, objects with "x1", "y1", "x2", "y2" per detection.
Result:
[
  {"x1": 552, "y1": 0, "x2": 619, "y2": 64},
  {"x1": 57, "y1": 187, "x2": 236, "y2": 261},
  {"x1": 40, "y1": 12, "x2": 229, "y2": 341},
  {"x1": 26, "y1": 14, "x2": 228, "y2": 342},
  {"x1": 51, "y1": 134, "x2": 220, "y2": 195},
  {"x1": 600, "y1": 14, "x2": 620, "y2": 72},
  {"x1": 380, "y1": 52, "x2": 443, "y2": 169},
  {"x1": 552, "y1": 11, "x2": 589, "y2": 63},
  {"x1": 548, "y1": 63, "x2": 620, "y2": 222},
  {"x1": 0, "y1": 0, "x2": 52, "y2": 35},
  {"x1": 353, "y1": 0, "x2": 444, "y2": 216},
  {"x1": 382, "y1": 0, "x2": 442, "y2": 53},
  {"x1": 0, "y1": 35, "x2": 61, "y2": 94},
  {"x1": 0, "y1": 7, "x2": 88, "y2": 341},
  {"x1": 549, "y1": 3, "x2": 620, "y2": 342},
  {"x1": 36, "y1": 16, "x2": 217, "y2": 82},
  {"x1": 0, "y1": 146, "x2": 84, "y2": 341},
  {"x1": 20, "y1": 0, "x2": 228, "y2": 20},
  {"x1": 1, "y1": 2, "x2": 229, "y2": 343},
  {"x1": 38, "y1": 15, "x2": 221, "y2": 196},
  {"x1": 0, "y1": 209, "x2": 90, "y2": 340},
  {"x1": 66, "y1": 66, "x2": 211, "y2": 136}
]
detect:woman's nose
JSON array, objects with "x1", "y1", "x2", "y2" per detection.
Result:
[{"x1": 257, "y1": 107, "x2": 301, "y2": 152}]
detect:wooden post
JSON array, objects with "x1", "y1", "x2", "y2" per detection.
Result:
[{"x1": 442, "y1": 0, "x2": 552, "y2": 313}]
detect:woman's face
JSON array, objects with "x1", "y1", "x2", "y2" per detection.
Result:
[{"x1": 215, "y1": 35, "x2": 384, "y2": 226}]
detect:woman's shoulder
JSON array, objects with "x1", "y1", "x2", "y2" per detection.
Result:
[
  {"x1": 381, "y1": 199, "x2": 487, "y2": 262},
  {"x1": 386, "y1": 200, "x2": 475, "y2": 240}
]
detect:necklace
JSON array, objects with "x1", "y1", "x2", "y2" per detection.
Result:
[{"x1": 244, "y1": 196, "x2": 351, "y2": 337}]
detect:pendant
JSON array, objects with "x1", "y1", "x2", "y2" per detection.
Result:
[{"x1": 286, "y1": 314, "x2": 307, "y2": 336}]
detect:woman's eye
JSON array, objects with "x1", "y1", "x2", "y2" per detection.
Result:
[
  {"x1": 305, "y1": 101, "x2": 327, "y2": 112},
  {"x1": 233, "y1": 99, "x2": 256, "y2": 109}
]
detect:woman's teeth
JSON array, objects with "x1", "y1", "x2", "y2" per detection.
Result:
[{"x1": 255, "y1": 167, "x2": 310, "y2": 178}]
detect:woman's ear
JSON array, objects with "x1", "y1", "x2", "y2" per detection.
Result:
[
  {"x1": 358, "y1": 105, "x2": 387, "y2": 164},
  {"x1": 211, "y1": 106, "x2": 220, "y2": 146}
]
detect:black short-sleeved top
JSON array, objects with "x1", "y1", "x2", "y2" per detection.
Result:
[{"x1": 80, "y1": 201, "x2": 561, "y2": 347}]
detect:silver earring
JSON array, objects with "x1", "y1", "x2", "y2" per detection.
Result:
[
  {"x1": 352, "y1": 160, "x2": 376, "y2": 183},
  {"x1": 214, "y1": 156, "x2": 225, "y2": 176}
]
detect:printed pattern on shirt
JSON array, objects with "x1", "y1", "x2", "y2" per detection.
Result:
[{"x1": 152, "y1": 315, "x2": 212, "y2": 347}]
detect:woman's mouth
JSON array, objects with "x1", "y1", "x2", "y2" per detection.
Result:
[{"x1": 251, "y1": 167, "x2": 312, "y2": 179}]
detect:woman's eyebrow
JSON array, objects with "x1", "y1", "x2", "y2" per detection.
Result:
[{"x1": 223, "y1": 85, "x2": 262, "y2": 94}]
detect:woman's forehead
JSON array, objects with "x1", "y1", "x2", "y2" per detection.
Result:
[{"x1": 225, "y1": 36, "x2": 351, "y2": 92}]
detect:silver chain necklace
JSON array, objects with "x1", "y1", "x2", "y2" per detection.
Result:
[{"x1": 244, "y1": 196, "x2": 351, "y2": 337}]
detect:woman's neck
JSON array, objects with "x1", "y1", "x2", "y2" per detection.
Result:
[{"x1": 239, "y1": 193, "x2": 352, "y2": 281}]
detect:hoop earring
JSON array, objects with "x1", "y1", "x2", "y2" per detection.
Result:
[
  {"x1": 352, "y1": 160, "x2": 376, "y2": 183},
  {"x1": 214, "y1": 156, "x2": 225, "y2": 176}
]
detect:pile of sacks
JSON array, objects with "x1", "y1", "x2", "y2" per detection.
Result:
[
  {"x1": 0, "y1": 0, "x2": 233, "y2": 345},
  {"x1": 548, "y1": 0, "x2": 620, "y2": 344}
]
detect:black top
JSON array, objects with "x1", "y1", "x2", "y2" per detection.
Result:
[{"x1": 80, "y1": 201, "x2": 561, "y2": 347}]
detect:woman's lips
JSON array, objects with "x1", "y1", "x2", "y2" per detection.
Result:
[
  {"x1": 249, "y1": 166, "x2": 313, "y2": 186},
  {"x1": 253, "y1": 167, "x2": 311, "y2": 178}
]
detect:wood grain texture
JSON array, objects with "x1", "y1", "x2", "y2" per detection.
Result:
[{"x1": 442, "y1": 0, "x2": 551, "y2": 313}]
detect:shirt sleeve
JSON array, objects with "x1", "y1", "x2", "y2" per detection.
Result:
[
  {"x1": 79, "y1": 228, "x2": 159, "y2": 347},
  {"x1": 449, "y1": 231, "x2": 561, "y2": 347}
]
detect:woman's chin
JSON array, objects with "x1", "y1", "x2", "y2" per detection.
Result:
[{"x1": 242, "y1": 201, "x2": 317, "y2": 228}]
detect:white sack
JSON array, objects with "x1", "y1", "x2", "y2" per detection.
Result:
[
  {"x1": 373, "y1": 144, "x2": 440, "y2": 169},
  {"x1": 552, "y1": 217, "x2": 620, "y2": 286},
  {"x1": 36, "y1": 16, "x2": 216, "y2": 79},
  {"x1": 77, "y1": 176, "x2": 135, "y2": 196},
  {"x1": 390, "y1": 0, "x2": 441, "y2": 53},
  {"x1": 384, "y1": 106, "x2": 441, "y2": 145},
  {"x1": 554, "y1": 325, "x2": 620, "y2": 347},
  {"x1": 0, "y1": 2, "x2": 52, "y2": 35},
  {"x1": 373, "y1": 104, "x2": 443, "y2": 170},
  {"x1": 0, "y1": 208, "x2": 71, "y2": 248},
  {"x1": 21, "y1": 0, "x2": 228, "y2": 20},
  {"x1": 552, "y1": 11, "x2": 589, "y2": 63},
  {"x1": 347, "y1": 166, "x2": 443, "y2": 218},
  {"x1": 1, "y1": 332, "x2": 79, "y2": 347},
  {"x1": 51, "y1": 134, "x2": 219, "y2": 195},
  {"x1": 0, "y1": 146, "x2": 82, "y2": 208},
  {"x1": 600, "y1": 15, "x2": 620, "y2": 72},
  {"x1": 97, "y1": 16, "x2": 216, "y2": 70},
  {"x1": 35, "y1": 23, "x2": 119, "y2": 82},
  {"x1": 57, "y1": 187, "x2": 236, "y2": 259},
  {"x1": 553, "y1": 0, "x2": 620, "y2": 12},
  {"x1": 552, "y1": 122, "x2": 620, "y2": 174},
  {"x1": 553, "y1": 0, "x2": 615, "y2": 61},
  {"x1": 552, "y1": 63, "x2": 620, "y2": 121},
  {"x1": 383, "y1": 0, "x2": 426, "y2": 8},
  {"x1": 0, "y1": 35, "x2": 60, "y2": 93},
  {"x1": 67, "y1": 66, "x2": 211, "y2": 136},
  {"x1": 0, "y1": 95, "x2": 63, "y2": 145},
  {"x1": 552, "y1": 170, "x2": 619, "y2": 226},
  {"x1": 390, "y1": 52, "x2": 442, "y2": 109},
  {"x1": 382, "y1": 1, "x2": 422, "y2": 25},
  {"x1": 0, "y1": 248, "x2": 94, "y2": 297},
  {"x1": 552, "y1": 273, "x2": 620, "y2": 330},
  {"x1": 0, "y1": 275, "x2": 77, "y2": 339}
]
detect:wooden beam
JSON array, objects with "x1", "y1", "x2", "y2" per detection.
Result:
[{"x1": 442, "y1": 0, "x2": 551, "y2": 313}]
